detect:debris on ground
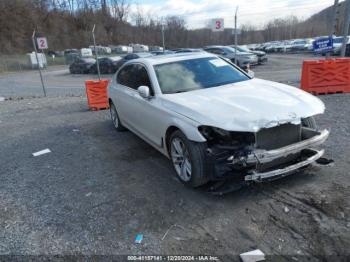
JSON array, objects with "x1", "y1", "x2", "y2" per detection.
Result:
[
  {"x1": 85, "y1": 192, "x2": 92, "y2": 197},
  {"x1": 240, "y1": 249, "x2": 265, "y2": 262},
  {"x1": 32, "y1": 148, "x2": 51, "y2": 157},
  {"x1": 0, "y1": 97, "x2": 5, "y2": 102},
  {"x1": 161, "y1": 224, "x2": 186, "y2": 241},
  {"x1": 316, "y1": 157, "x2": 334, "y2": 166},
  {"x1": 284, "y1": 206, "x2": 290, "y2": 213},
  {"x1": 135, "y1": 234, "x2": 143, "y2": 244},
  {"x1": 73, "y1": 129, "x2": 80, "y2": 132}
]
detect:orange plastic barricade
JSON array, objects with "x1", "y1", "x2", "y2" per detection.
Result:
[
  {"x1": 85, "y1": 79, "x2": 110, "y2": 110},
  {"x1": 300, "y1": 58, "x2": 350, "y2": 95}
]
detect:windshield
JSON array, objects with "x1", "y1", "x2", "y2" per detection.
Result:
[
  {"x1": 154, "y1": 57, "x2": 249, "y2": 94},
  {"x1": 221, "y1": 47, "x2": 236, "y2": 54},
  {"x1": 237, "y1": 46, "x2": 250, "y2": 52}
]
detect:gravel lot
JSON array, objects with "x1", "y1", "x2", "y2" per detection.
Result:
[{"x1": 0, "y1": 54, "x2": 349, "y2": 261}]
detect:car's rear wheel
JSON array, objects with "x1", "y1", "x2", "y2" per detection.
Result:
[
  {"x1": 110, "y1": 101, "x2": 126, "y2": 131},
  {"x1": 169, "y1": 130, "x2": 209, "y2": 187}
]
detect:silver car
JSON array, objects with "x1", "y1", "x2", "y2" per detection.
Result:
[
  {"x1": 204, "y1": 46, "x2": 258, "y2": 69},
  {"x1": 108, "y1": 52, "x2": 329, "y2": 188}
]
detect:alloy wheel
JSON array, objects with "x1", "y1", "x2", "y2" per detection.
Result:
[{"x1": 170, "y1": 137, "x2": 192, "y2": 182}]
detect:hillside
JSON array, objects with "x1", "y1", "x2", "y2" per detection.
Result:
[{"x1": 0, "y1": 0, "x2": 348, "y2": 53}]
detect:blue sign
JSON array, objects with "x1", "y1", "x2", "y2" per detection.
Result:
[{"x1": 313, "y1": 37, "x2": 333, "y2": 53}]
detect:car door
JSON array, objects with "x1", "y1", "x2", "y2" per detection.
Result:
[
  {"x1": 113, "y1": 63, "x2": 164, "y2": 147},
  {"x1": 113, "y1": 64, "x2": 136, "y2": 127},
  {"x1": 125, "y1": 64, "x2": 165, "y2": 147}
]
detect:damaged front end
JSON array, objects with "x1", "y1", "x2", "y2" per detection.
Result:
[{"x1": 199, "y1": 121, "x2": 329, "y2": 182}]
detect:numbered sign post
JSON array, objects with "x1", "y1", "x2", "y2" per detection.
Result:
[
  {"x1": 32, "y1": 31, "x2": 46, "y2": 97},
  {"x1": 211, "y1": 18, "x2": 224, "y2": 32},
  {"x1": 36, "y1": 37, "x2": 48, "y2": 50}
]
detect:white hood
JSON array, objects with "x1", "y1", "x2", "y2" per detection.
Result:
[{"x1": 161, "y1": 78, "x2": 325, "y2": 132}]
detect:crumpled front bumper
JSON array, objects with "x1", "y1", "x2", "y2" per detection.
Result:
[
  {"x1": 246, "y1": 129, "x2": 329, "y2": 164},
  {"x1": 244, "y1": 129, "x2": 329, "y2": 182},
  {"x1": 245, "y1": 148, "x2": 324, "y2": 181}
]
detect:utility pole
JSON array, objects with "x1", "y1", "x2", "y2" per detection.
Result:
[
  {"x1": 327, "y1": 0, "x2": 340, "y2": 59},
  {"x1": 31, "y1": 30, "x2": 46, "y2": 97},
  {"x1": 341, "y1": 0, "x2": 350, "y2": 57},
  {"x1": 92, "y1": 24, "x2": 101, "y2": 80},
  {"x1": 162, "y1": 23, "x2": 165, "y2": 52},
  {"x1": 234, "y1": 6, "x2": 238, "y2": 65}
]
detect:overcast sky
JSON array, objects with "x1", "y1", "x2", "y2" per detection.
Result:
[{"x1": 130, "y1": 0, "x2": 336, "y2": 29}]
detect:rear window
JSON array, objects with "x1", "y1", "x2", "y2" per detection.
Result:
[{"x1": 154, "y1": 57, "x2": 249, "y2": 94}]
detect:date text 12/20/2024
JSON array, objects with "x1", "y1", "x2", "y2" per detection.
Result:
[{"x1": 127, "y1": 255, "x2": 220, "y2": 261}]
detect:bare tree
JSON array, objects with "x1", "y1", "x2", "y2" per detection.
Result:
[{"x1": 110, "y1": 0, "x2": 129, "y2": 22}]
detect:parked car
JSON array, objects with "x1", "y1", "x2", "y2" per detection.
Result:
[
  {"x1": 89, "y1": 56, "x2": 122, "y2": 74},
  {"x1": 261, "y1": 41, "x2": 280, "y2": 52},
  {"x1": 233, "y1": 45, "x2": 267, "y2": 64},
  {"x1": 64, "y1": 49, "x2": 79, "y2": 56},
  {"x1": 175, "y1": 48, "x2": 203, "y2": 53},
  {"x1": 113, "y1": 52, "x2": 153, "y2": 71},
  {"x1": 204, "y1": 46, "x2": 258, "y2": 69},
  {"x1": 48, "y1": 50, "x2": 64, "y2": 57},
  {"x1": 151, "y1": 50, "x2": 175, "y2": 55},
  {"x1": 69, "y1": 58, "x2": 96, "y2": 74},
  {"x1": 289, "y1": 39, "x2": 314, "y2": 52},
  {"x1": 108, "y1": 52, "x2": 329, "y2": 187},
  {"x1": 331, "y1": 36, "x2": 350, "y2": 55}
]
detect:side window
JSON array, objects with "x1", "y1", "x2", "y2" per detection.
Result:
[
  {"x1": 135, "y1": 65, "x2": 154, "y2": 95},
  {"x1": 212, "y1": 48, "x2": 224, "y2": 55},
  {"x1": 117, "y1": 64, "x2": 154, "y2": 95},
  {"x1": 138, "y1": 66, "x2": 151, "y2": 86},
  {"x1": 117, "y1": 64, "x2": 134, "y2": 87}
]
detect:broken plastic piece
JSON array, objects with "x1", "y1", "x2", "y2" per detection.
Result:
[
  {"x1": 135, "y1": 234, "x2": 143, "y2": 244},
  {"x1": 316, "y1": 157, "x2": 334, "y2": 166},
  {"x1": 32, "y1": 148, "x2": 51, "y2": 157},
  {"x1": 240, "y1": 249, "x2": 265, "y2": 262}
]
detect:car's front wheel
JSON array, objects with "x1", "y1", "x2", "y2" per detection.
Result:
[
  {"x1": 110, "y1": 101, "x2": 126, "y2": 131},
  {"x1": 169, "y1": 130, "x2": 209, "y2": 187}
]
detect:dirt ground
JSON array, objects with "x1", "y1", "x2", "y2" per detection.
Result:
[{"x1": 0, "y1": 54, "x2": 349, "y2": 261}]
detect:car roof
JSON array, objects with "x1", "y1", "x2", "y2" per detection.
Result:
[{"x1": 127, "y1": 52, "x2": 216, "y2": 66}]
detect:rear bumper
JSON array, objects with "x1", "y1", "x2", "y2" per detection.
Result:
[
  {"x1": 244, "y1": 148, "x2": 324, "y2": 182},
  {"x1": 258, "y1": 56, "x2": 268, "y2": 63}
]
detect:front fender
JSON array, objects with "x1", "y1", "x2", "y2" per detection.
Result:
[{"x1": 170, "y1": 117, "x2": 206, "y2": 143}]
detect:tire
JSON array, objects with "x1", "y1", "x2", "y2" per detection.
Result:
[
  {"x1": 169, "y1": 130, "x2": 209, "y2": 187},
  {"x1": 109, "y1": 101, "x2": 126, "y2": 131},
  {"x1": 302, "y1": 116, "x2": 317, "y2": 129}
]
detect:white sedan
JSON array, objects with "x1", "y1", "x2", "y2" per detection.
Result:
[{"x1": 108, "y1": 52, "x2": 329, "y2": 187}]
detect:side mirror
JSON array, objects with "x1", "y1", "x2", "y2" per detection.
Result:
[{"x1": 138, "y1": 85, "x2": 150, "y2": 99}]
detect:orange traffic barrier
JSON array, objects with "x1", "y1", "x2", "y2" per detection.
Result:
[
  {"x1": 85, "y1": 79, "x2": 110, "y2": 110},
  {"x1": 300, "y1": 58, "x2": 350, "y2": 95}
]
